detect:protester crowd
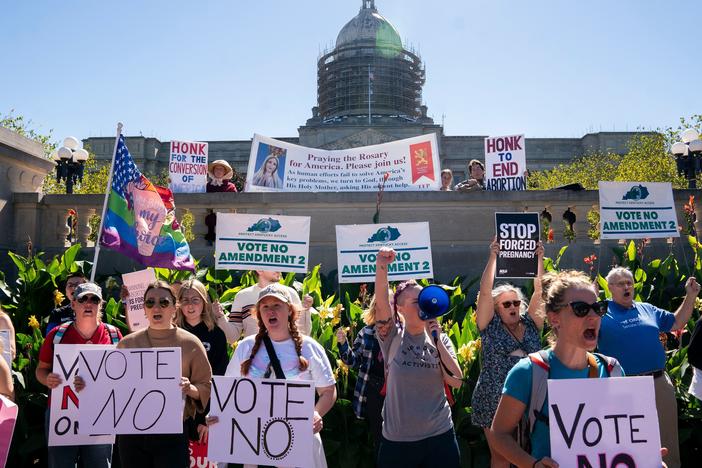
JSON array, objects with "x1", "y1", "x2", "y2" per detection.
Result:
[
  {"x1": 0, "y1": 238, "x2": 689, "y2": 468},
  {"x1": 0, "y1": 158, "x2": 697, "y2": 468}
]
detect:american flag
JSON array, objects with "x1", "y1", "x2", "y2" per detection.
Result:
[{"x1": 112, "y1": 135, "x2": 143, "y2": 198}]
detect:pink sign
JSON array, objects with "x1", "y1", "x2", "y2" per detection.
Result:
[{"x1": 0, "y1": 395, "x2": 17, "y2": 467}]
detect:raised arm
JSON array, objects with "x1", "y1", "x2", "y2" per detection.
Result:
[
  {"x1": 213, "y1": 302, "x2": 243, "y2": 344},
  {"x1": 374, "y1": 248, "x2": 396, "y2": 324},
  {"x1": 672, "y1": 276, "x2": 701, "y2": 331},
  {"x1": 527, "y1": 241, "x2": 545, "y2": 331},
  {"x1": 476, "y1": 239, "x2": 499, "y2": 331}
]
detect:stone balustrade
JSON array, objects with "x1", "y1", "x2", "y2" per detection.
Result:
[{"x1": 9, "y1": 190, "x2": 700, "y2": 283}]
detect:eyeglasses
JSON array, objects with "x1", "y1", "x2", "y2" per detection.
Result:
[
  {"x1": 557, "y1": 300, "x2": 608, "y2": 318},
  {"x1": 144, "y1": 298, "x2": 173, "y2": 309},
  {"x1": 77, "y1": 295, "x2": 100, "y2": 305},
  {"x1": 611, "y1": 280, "x2": 634, "y2": 288},
  {"x1": 501, "y1": 300, "x2": 522, "y2": 309},
  {"x1": 375, "y1": 317, "x2": 393, "y2": 326},
  {"x1": 180, "y1": 297, "x2": 202, "y2": 306}
]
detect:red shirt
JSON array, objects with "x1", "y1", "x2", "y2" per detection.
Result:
[{"x1": 38, "y1": 322, "x2": 122, "y2": 365}]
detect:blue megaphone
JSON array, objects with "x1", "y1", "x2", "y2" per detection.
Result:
[{"x1": 417, "y1": 285, "x2": 450, "y2": 321}]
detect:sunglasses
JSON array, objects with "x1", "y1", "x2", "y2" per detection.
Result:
[
  {"x1": 67, "y1": 281, "x2": 85, "y2": 288},
  {"x1": 375, "y1": 317, "x2": 393, "y2": 326},
  {"x1": 144, "y1": 298, "x2": 173, "y2": 309},
  {"x1": 559, "y1": 300, "x2": 608, "y2": 318},
  {"x1": 77, "y1": 295, "x2": 100, "y2": 305},
  {"x1": 501, "y1": 300, "x2": 522, "y2": 309}
]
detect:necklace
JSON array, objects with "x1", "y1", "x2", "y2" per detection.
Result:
[{"x1": 503, "y1": 320, "x2": 524, "y2": 345}]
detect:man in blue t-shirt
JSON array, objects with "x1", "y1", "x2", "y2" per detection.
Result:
[{"x1": 598, "y1": 266, "x2": 700, "y2": 468}]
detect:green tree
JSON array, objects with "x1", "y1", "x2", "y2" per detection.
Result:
[
  {"x1": 529, "y1": 115, "x2": 702, "y2": 190},
  {"x1": 0, "y1": 109, "x2": 55, "y2": 155}
]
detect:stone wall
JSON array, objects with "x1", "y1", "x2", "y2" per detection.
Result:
[
  {"x1": 0, "y1": 127, "x2": 54, "y2": 253},
  {"x1": 8, "y1": 190, "x2": 699, "y2": 288}
]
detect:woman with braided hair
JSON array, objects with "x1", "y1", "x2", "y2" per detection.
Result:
[{"x1": 210, "y1": 283, "x2": 336, "y2": 468}]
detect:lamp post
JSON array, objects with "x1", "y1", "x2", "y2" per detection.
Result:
[
  {"x1": 671, "y1": 128, "x2": 702, "y2": 189},
  {"x1": 50, "y1": 137, "x2": 89, "y2": 194}
]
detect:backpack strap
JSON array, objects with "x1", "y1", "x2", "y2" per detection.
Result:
[
  {"x1": 104, "y1": 324, "x2": 121, "y2": 345},
  {"x1": 262, "y1": 335, "x2": 286, "y2": 380},
  {"x1": 53, "y1": 322, "x2": 73, "y2": 345},
  {"x1": 593, "y1": 352, "x2": 623, "y2": 377},
  {"x1": 527, "y1": 350, "x2": 551, "y2": 432}
]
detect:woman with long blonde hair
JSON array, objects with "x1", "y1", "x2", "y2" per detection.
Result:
[
  {"x1": 175, "y1": 279, "x2": 228, "y2": 446},
  {"x1": 209, "y1": 283, "x2": 336, "y2": 467}
]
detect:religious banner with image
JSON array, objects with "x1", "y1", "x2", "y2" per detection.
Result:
[
  {"x1": 245, "y1": 133, "x2": 440, "y2": 192},
  {"x1": 168, "y1": 140, "x2": 208, "y2": 193},
  {"x1": 207, "y1": 376, "x2": 316, "y2": 467},
  {"x1": 495, "y1": 212, "x2": 539, "y2": 279},
  {"x1": 484, "y1": 134, "x2": 527, "y2": 191},
  {"x1": 336, "y1": 222, "x2": 433, "y2": 283},
  {"x1": 215, "y1": 213, "x2": 310, "y2": 273},
  {"x1": 548, "y1": 376, "x2": 661, "y2": 467},
  {"x1": 599, "y1": 181, "x2": 680, "y2": 239}
]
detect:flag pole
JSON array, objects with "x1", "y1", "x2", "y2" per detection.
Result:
[
  {"x1": 368, "y1": 65, "x2": 372, "y2": 126},
  {"x1": 90, "y1": 122, "x2": 123, "y2": 282}
]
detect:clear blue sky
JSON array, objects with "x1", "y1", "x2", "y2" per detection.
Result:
[{"x1": 2, "y1": 0, "x2": 700, "y2": 145}]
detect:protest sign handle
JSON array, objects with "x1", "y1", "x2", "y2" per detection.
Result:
[{"x1": 90, "y1": 122, "x2": 122, "y2": 282}]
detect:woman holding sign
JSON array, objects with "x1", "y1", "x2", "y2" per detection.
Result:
[
  {"x1": 174, "y1": 279, "x2": 228, "y2": 446},
  {"x1": 373, "y1": 248, "x2": 463, "y2": 468},
  {"x1": 37, "y1": 282, "x2": 122, "y2": 468},
  {"x1": 103, "y1": 281, "x2": 212, "y2": 468},
  {"x1": 471, "y1": 239, "x2": 544, "y2": 468},
  {"x1": 490, "y1": 270, "x2": 623, "y2": 467},
  {"x1": 209, "y1": 283, "x2": 336, "y2": 468}
]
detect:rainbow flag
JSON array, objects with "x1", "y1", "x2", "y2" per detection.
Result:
[{"x1": 100, "y1": 135, "x2": 195, "y2": 271}]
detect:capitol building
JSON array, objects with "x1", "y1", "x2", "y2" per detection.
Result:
[{"x1": 83, "y1": 0, "x2": 640, "y2": 182}]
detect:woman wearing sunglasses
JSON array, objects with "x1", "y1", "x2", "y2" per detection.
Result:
[
  {"x1": 37, "y1": 282, "x2": 122, "y2": 468},
  {"x1": 174, "y1": 279, "x2": 228, "y2": 446},
  {"x1": 373, "y1": 248, "x2": 463, "y2": 468},
  {"x1": 335, "y1": 291, "x2": 394, "y2": 459},
  {"x1": 113, "y1": 280, "x2": 212, "y2": 467},
  {"x1": 472, "y1": 238, "x2": 545, "y2": 468},
  {"x1": 491, "y1": 270, "x2": 621, "y2": 467},
  {"x1": 208, "y1": 283, "x2": 336, "y2": 468}
]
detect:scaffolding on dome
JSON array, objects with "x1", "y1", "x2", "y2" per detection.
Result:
[{"x1": 316, "y1": 42, "x2": 426, "y2": 120}]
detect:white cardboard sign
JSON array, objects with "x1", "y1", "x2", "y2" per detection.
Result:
[
  {"x1": 484, "y1": 134, "x2": 527, "y2": 191},
  {"x1": 169, "y1": 140, "x2": 208, "y2": 193},
  {"x1": 78, "y1": 347, "x2": 183, "y2": 435},
  {"x1": 207, "y1": 376, "x2": 315, "y2": 467},
  {"x1": 121, "y1": 268, "x2": 157, "y2": 332},
  {"x1": 49, "y1": 344, "x2": 116, "y2": 446},
  {"x1": 548, "y1": 376, "x2": 661, "y2": 467}
]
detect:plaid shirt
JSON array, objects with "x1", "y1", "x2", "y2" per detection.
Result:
[{"x1": 338, "y1": 325, "x2": 384, "y2": 419}]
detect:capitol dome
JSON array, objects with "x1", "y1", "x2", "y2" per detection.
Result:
[
  {"x1": 335, "y1": 2, "x2": 402, "y2": 51},
  {"x1": 316, "y1": 0, "x2": 426, "y2": 120}
]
